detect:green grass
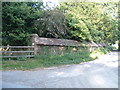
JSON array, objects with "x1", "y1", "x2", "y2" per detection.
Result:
[{"x1": 2, "y1": 47, "x2": 110, "y2": 70}]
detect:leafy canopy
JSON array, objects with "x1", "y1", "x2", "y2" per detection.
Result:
[{"x1": 2, "y1": 2, "x2": 44, "y2": 45}]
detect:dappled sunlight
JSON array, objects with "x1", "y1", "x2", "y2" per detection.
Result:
[
  {"x1": 3, "y1": 51, "x2": 119, "y2": 88},
  {"x1": 47, "y1": 52, "x2": 119, "y2": 80},
  {"x1": 73, "y1": 68, "x2": 82, "y2": 72},
  {"x1": 49, "y1": 68, "x2": 85, "y2": 78},
  {"x1": 48, "y1": 71, "x2": 65, "y2": 77},
  {"x1": 83, "y1": 64, "x2": 91, "y2": 68},
  {"x1": 89, "y1": 73, "x2": 118, "y2": 88},
  {"x1": 90, "y1": 52, "x2": 102, "y2": 59},
  {"x1": 89, "y1": 52, "x2": 118, "y2": 68},
  {"x1": 105, "y1": 61, "x2": 118, "y2": 67},
  {"x1": 56, "y1": 72, "x2": 64, "y2": 76},
  {"x1": 90, "y1": 75, "x2": 106, "y2": 86}
]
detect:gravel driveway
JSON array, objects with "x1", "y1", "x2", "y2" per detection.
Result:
[{"x1": 1, "y1": 51, "x2": 119, "y2": 88}]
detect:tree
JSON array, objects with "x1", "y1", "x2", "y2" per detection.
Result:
[
  {"x1": 58, "y1": 1, "x2": 119, "y2": 45},
  {"x1": 35, "y1": 9, "x2": 70, "y2": 39},
  {"x1": 118, "y1": 18, "x2": 120, "y2": 51},
  {"x1": 3, "y1": 1, "x2": 119, "y2": 47},
  {"x1": 100, "y1": 2, "x2": 119, "y2": 45},
  {"x1": 58, "y1": 2, "x2": 102, "y2": 42},
  {"x1": 2, "y1": 2, "x2": 44, "y2": 46}
]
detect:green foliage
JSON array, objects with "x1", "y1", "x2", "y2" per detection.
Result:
[
  {"x1": 2, "y1": 50, "x2": 93, "y2": 70},
  {"x1": 2, "y1": 47, "x2": 109, "y2": 70},
  {"x1": 35, "y1": 9, "x2": 70, "y2": 39},
  {"x1": 88, "y1": 46, "x2": 112, "y2": 59},
  {"x1": 58, "y1": 2, "x2": 119, "y2": 45},
  {"x1": 2, "y1": 2, "x2": 44, "y2": 45},
  {"x1": 59, "y1": 2, "x2": 100, "y2": 41},
  {"x1": 2, "y1": 2, "x2": 119, "y2": 47}
]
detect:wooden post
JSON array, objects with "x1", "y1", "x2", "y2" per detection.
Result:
[{"x1": 8, "y1": 46, "x2": 11, "y2": 60}]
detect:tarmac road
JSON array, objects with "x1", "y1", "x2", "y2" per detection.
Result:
[{"x1": 1, "y1": 51, "x2": 119, "y2": 88}]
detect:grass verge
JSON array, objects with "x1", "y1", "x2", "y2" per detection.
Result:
[{"x1": 2, "y1": 47, "x2": 111, "y2": 70}]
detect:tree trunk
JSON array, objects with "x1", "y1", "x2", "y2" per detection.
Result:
[{"x1": 118, "y1": 40, "x2": 120, "y2": 51}]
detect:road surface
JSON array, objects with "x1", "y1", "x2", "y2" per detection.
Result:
[{"x1": 1, "y1": 51, "x2": 119, "y2": 88}]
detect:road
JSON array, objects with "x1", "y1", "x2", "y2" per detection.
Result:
[{"x1": 1, "y1": 51, "x2": 119, "y2": 88}]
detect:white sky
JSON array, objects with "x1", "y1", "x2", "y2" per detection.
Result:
[{"x1": 43, "y1": 0, "x2": 59, "y2": 8}]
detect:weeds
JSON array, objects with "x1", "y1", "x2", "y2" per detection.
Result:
[{"x1": 2, "y1": 47, "x2": 110, "y2": 70}]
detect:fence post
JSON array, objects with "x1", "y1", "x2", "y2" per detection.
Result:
[{"x1": 8, "y1": 46, "x2": 11, "y2": 60}]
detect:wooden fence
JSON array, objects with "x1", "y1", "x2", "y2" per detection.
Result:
[{"x1": 0, "y1": 46, "x2": 34, "y2": 58}]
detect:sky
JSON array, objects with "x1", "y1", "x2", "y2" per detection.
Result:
[{"x1": 43, "y1": 0, "x2": 59, "y2": 9}]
